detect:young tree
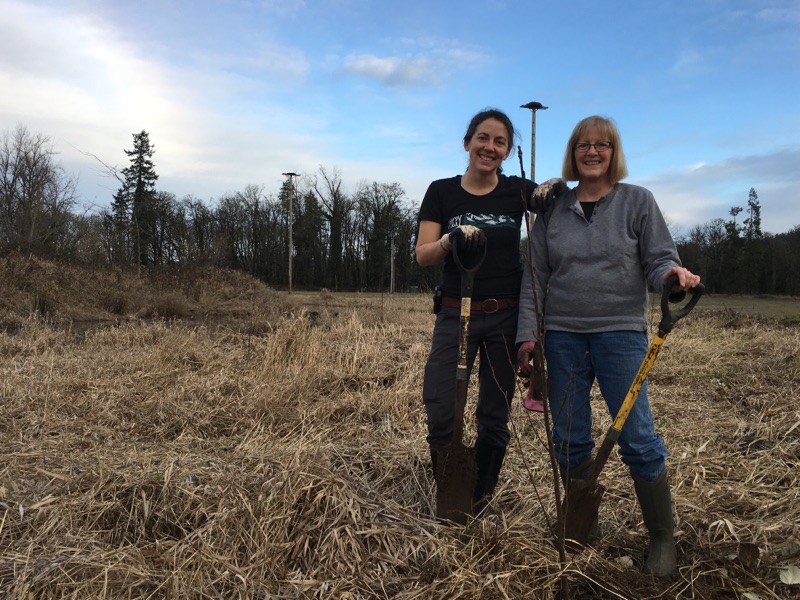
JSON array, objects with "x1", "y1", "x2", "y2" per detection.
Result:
[{"x1": 115, "y1": 131, "x2": 159, "y2": 266}]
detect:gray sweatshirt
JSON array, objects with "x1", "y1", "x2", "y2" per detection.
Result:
[{"x1": 516, "y1": 183, "x2": 681, "y2": 344}]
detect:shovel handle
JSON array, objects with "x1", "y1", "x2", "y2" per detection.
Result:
[
  {"x1": 588, "y1": 273, "x2": 704, "y2": 484},
  {"x1": 659, "y1": 275, "x2": 704, "y2": 334},
  {"x1": 451, "y1": 238, "x2": 487, "y2": 371},
  {"x1": 450, "y1": 238, "x2": 487, "y2": 440},
  {"x1": 451, "y1": 237, "x2": 487, "y2": 298}
]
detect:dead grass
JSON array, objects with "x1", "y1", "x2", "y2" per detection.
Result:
[
  {"x1": 1, "y1": 256, "x2": 799, "y2": 599},
  {"x1": 0, "y1": 253, "x2": 295, "y2": 326}
]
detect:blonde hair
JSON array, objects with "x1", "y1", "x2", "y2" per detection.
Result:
[{"x1": 561, "y1": 115, "x2": 628, "y2": 183}]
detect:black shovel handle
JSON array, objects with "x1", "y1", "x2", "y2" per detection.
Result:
[
  {"x1": 659, "y1": 274, "x2": 705, "y2": 334},
  {"x1": 451, "y1": 238, "x2": 487, "y2": 299}
]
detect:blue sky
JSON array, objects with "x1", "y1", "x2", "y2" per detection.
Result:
[{"x1": 2, "y1": 0, "x2": 799, "y2": 236}]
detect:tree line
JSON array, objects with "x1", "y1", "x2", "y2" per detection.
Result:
[
  {"x1": 675, "y1": 188, "x2": 800, "y2": 295},
  {"x1": 1, "y1": 125, "x2": 437, "y2": 293},
  {"x1": 2, "y1": 124, "x2": 799, "y2": 295}
]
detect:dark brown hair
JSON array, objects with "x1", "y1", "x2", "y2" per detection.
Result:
[{"x1": 463, "y1": 108, "x2": 517, "y2": 174}]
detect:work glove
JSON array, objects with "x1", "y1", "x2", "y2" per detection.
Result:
[
  {"x1": 439, "y1": 224, "x2": 485, "y2": 252},
  {"x1": 528, "y1": 178, "x2": 567, "y2": 211}
]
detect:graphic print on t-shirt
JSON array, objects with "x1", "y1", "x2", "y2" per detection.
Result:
[{"x1": 447, "y1": 212, "x2": 518, "y2": 231}]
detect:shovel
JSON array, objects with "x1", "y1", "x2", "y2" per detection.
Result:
[
  {"x1": 562, "y1": 275, "x2": 704, "y2": 547},
  {"x1": 435, "y1": 236, "x2": 488, "y2": 525}
]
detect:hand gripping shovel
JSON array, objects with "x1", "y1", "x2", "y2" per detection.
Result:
[
  {"x1": 562, "y1": 276, "x2": 704, "y2": 547},
  {"x1": 435, "y1": 237, "x2": 488, "y2": 525}
]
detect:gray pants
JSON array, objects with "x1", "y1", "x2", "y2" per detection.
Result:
[{"x1": 422, "y1": 305, "x2": 518, "y2": 449}]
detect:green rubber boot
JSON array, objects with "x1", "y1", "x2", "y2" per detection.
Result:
[{"x1": 632, "y1": 468, "x2": 678, "y2": 577}]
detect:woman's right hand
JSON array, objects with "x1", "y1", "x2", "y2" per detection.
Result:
[
  {"x1": 439, "y1": 225, "x2": 483, "y2": 252},
  {"x1": 662, "y1": 266, "x2": 701, "y2": 291},
  {"x1": 516, "y1": 341, "x2": 536, "y2": 377}
]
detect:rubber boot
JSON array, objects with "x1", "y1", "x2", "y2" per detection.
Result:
[
  {"x1": 560, "y1": 459, "x2": 602, "y2": 541},
  {"x1": 472, "y1": 440, "x2": 506, "y2": 516},
  {"x1": 632, "y1": 468, "x2": 678, "y2": 577}
]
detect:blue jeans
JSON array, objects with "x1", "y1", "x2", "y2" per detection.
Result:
[{"x1": 545, "y1": 330, "x2": 667, "y2": 482}]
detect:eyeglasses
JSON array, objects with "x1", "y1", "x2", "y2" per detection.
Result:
[{"x1": 574, "y1": 142, "x2": 612, "y2": 153}]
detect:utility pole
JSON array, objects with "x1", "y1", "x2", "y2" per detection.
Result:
[
  {"x1": 282, "y1": 172, "x2": 299, "y2": 294},
  {"x1": 390, "y1": 234, "x2": 396, "y2": 293},
  {"x1": 520, "y1": 101, "x2": 548, "y2": 182}
]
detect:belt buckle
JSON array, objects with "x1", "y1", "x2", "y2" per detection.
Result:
[{"x1": 481, "y1": 299, "x2": 499, "y2": 314}]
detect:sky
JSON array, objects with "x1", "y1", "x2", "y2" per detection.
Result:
[{"x1": 1, "y1": 0, "x2": 799, "y2": 236}]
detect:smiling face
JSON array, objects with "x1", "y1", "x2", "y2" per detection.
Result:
[
  {"x1": 464, "y1": 117, "x2": 511, "y2": 176},
  {"x1": 574, "y1": 126, "x2": 613, "y2": 184}
]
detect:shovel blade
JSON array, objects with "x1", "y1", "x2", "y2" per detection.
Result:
[
  {"x1": 435, "y1": 442, "x2": 476, "y2": 525},
  {"x1": 562, "y1": 479, "x2": 605, "y2": 549}
]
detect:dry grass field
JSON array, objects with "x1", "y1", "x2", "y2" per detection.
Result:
[{"x1": 1, "y1": 254, "x2": 799, "y2": 599}]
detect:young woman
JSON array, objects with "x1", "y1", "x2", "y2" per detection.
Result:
[{"x1": 416, "y1": 108, "x2": 549, "y2": 516}]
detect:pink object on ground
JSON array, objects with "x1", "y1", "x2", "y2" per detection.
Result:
[{"x1": 523, "y1": 382, "x2": 545, "y2": 413}]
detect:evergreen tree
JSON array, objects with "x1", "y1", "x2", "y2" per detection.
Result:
[
  {"x1": 115, "y1": 131, "x2": 158, "y2": 266},
  {"x1": 743, "y1": 187, "x2": 762, "y2": 241},
  {"x1": 742, "y1": 187, "x2": 765, "y2": 292}
]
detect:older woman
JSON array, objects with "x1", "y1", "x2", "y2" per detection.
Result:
[{"x1": 516, "y1": 115, "x2": 700, "y2": 577}]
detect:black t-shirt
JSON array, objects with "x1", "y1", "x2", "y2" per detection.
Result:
[{"x1": 418, "y1": 174, "x2": 534, "y2": 300}]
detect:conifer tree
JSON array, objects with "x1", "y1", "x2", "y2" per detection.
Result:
[{"x1": 115, "y1": 131, "x2": 158, "y2": 265}]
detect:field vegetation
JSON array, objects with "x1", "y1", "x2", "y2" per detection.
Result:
[{"x1": 1, "y1": 254, "x2": 799, "y2": 599}]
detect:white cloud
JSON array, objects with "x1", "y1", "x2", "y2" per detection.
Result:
[
  {"x1": 0, "y1": 0, "x2": 326, "y2": 207},
  {"x1": 634, "y1": 147, "x2": 800, "y2": 235},
  {"x1": 226, "y1": 0, "x2": 307, "y2": 18},
  {"x1": 756, "y1": 6, "x2": 800, "y2": 25},
  {"x1": 342, "y1": 39, "x2": 489, "y2": 88},
  {"x1": 670, "y1": 49, "x2": 706, "y2": 77},
  {"x1": 344, "y1": 54, "x2": 440, "y2": 87}
]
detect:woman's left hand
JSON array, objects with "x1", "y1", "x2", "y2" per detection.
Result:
[{"x1": 663, "y1": 266, "x2": 701, "y2": 292}]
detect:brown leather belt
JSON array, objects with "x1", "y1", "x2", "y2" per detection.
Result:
[{"x1": 440, "y1": 296, "x2": 518, "y2": 314}]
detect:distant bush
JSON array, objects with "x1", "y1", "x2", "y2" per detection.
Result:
[
  {"x1": 98, "y1": 290, "x2": 129, "y2": 315},
  {"x1": 31, "y1": 293, "x2": 57, "y2": 317},
  {"x1": 150, "y1": 292, "x2": 192, "y2": 318}
]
